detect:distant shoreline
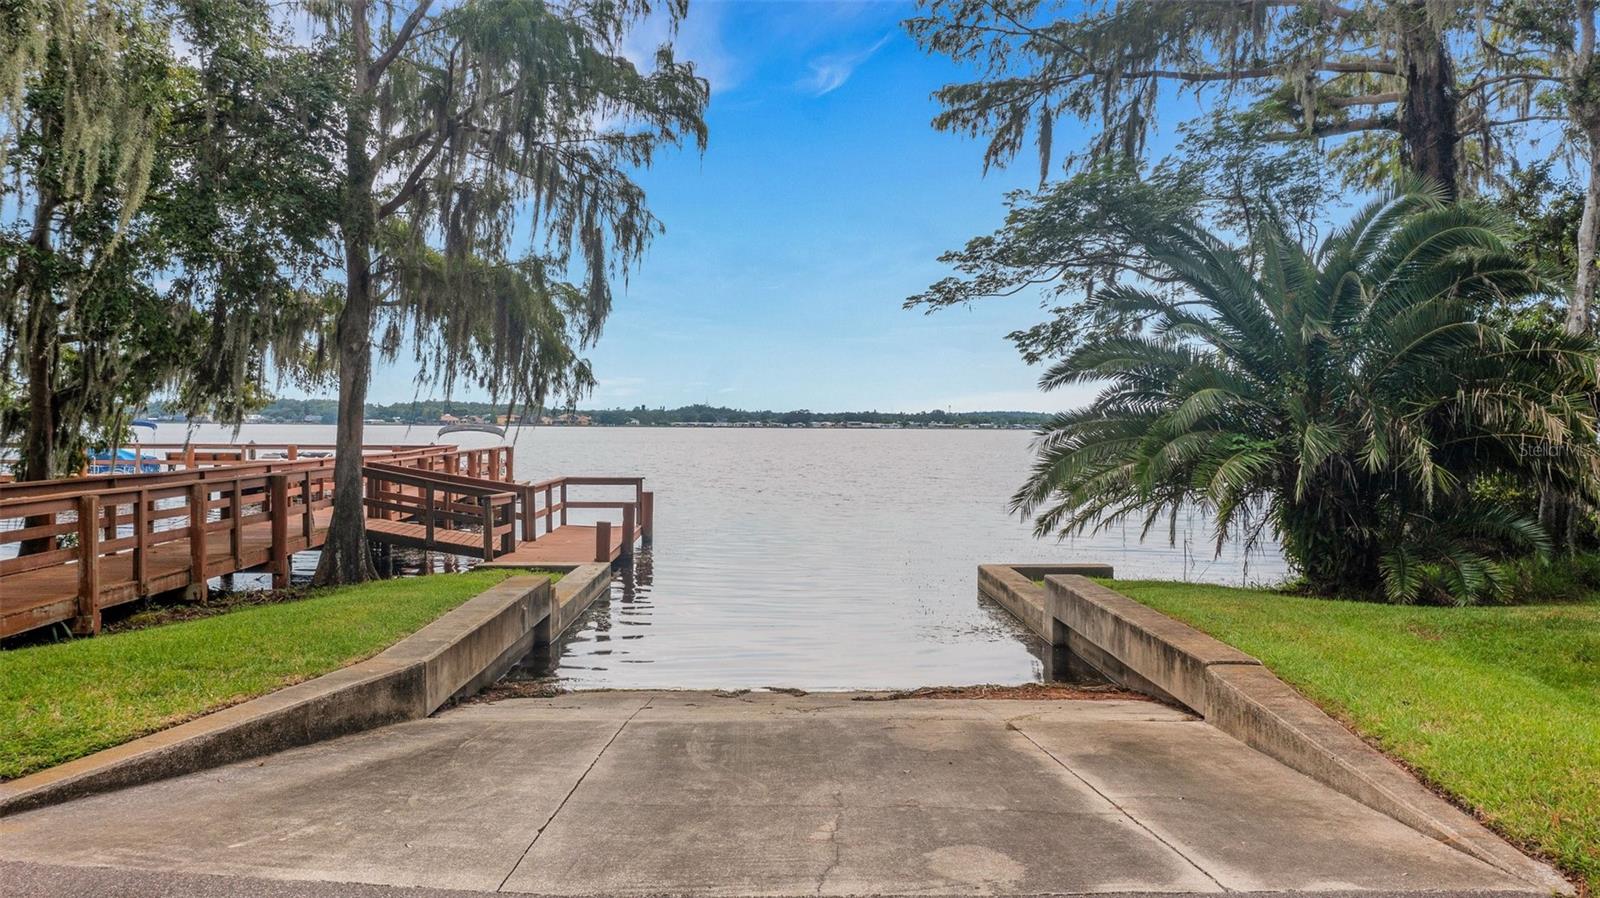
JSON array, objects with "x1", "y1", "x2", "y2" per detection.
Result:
[
  {"x1": 144, "y1": 401, "x2": 1054, "y2": 430},
  {"x1": 157, "y1": 420, "x2": 1044, "y2": 431}
]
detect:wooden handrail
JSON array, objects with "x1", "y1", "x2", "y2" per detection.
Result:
[
  {"x1": 0, "y1": 445, "x2": 460, "y2": 501},
  {"x1": 1, "y1": 443, "x2": 642, "y2": 639}
]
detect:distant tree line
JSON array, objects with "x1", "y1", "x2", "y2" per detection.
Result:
[{"x1": 154, "y1": 399, "x2": 1050, "y2": 428}]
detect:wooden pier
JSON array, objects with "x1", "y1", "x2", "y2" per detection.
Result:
[{"x1": 1, "y1": 444, "x2": 650, "y2": 639}]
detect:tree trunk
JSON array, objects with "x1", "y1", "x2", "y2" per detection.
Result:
[
  {"x1": 16, "y1": 312, "x2": 59, "y2": 555},
  {"x1": 13, "y1": 187, "x2": 60, "y2": 553},
  {"x1": 21, "y1": 309, "x2": 56, "y2": 484},
  {"x1": 1573, "y1": 140, "x2": 1599, "y2": 337},
  {"x1": 1569, "y1": 6, "x2": 1598, "y2": 337},
  {"x1": 313, "y1": 1, "x2": 378, "y2": 586},
  {"x1": 12, "y1": 184, "x2": 59, "y2": 486},
  {"x1": 1397, "y1": 4, "x2": 1459, "y2": 198}
]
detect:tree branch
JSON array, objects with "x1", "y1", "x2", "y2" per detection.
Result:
[
  {"x1": 369, "y1": 0, "x2": 436, "y2": 82},
  {"x1": 1267, "y1": 114, "x2": 1397, "y2": 138},
  {"x1": 378, "y1": 135, "x2": 447, "y2": 219},
  {"x1": 1080, "y1": 59, "x2": 1398, "y2": 83},
  {"x1": 1324, "y1": 91, "x2": 1401, "y2": 108}
]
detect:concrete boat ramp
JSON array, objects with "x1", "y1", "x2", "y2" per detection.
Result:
[{"x1": 0, "y1": 691, "x2": 1552, "y2": 897}]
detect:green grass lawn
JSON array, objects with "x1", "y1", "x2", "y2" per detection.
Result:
[
  {"x1": 1108, "y1": 579, "x2": 1599, "y2": 891},
  {"x1": 0, "y1": 569, "x2": 551, "y2": 780}
]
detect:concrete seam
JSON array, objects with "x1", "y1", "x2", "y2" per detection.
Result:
[
  {"x1": 494, "y1": 695, "x2": 655, "y2": 892},
  {"x1": 1010, "y1": 725, "x2": 1231, "y2": 894}
]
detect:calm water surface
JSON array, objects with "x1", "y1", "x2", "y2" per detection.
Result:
[{"x1": 188, "y1": 425, "x2": 1286, "y2": 689}]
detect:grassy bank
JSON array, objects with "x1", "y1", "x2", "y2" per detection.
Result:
[
  {"x1": 1, "y1": 569, "x2": 545, "y2": 780},
  {"x1": 1108, "y1": 579, "x2": 1599, "y2": 891}
]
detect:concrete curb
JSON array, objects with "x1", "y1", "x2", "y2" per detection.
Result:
[
  {"x1": 977, "y1": 563, "x2": 1114, "y2": 637},
  {"x1": 1033, "y1": 573, "x2": 1573, "y2": 896},
  {"x1": 0, "y1": 568, "x2": 610, "y2": 816}
]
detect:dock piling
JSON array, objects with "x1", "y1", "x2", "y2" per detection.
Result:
[
  {"x1": 640, "y1": 491, "x2": 654, "y2": 546},
  {"x1": 621, "y1": 504, "x2": 635, "y2": 560},
  {"x1": 595, "y1": 520, "x2": 612, "y2": 563}
]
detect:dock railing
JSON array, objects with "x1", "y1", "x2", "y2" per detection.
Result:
[
  {"x1": 361, "y1": 463, "x2": 519, "y2": 560},
  {"x1": 0, "y1": 446, "x2": 647, "y2": 638},
  {"x1": 0, "y1": 445, "x2": 519, "y2": 637},
  {"x1": 523, "y1": 476, "x2": 652, "y2": 561},
  {"x1": 0, "y1": 464, "x2": 339, "y2": 634}
]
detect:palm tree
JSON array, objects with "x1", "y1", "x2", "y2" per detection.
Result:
[{"x1": 1017, "y1": 184, "x2": 1600, "y2": 603}]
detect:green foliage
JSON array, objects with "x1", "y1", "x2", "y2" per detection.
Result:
[
  {"x1": 153, "y1": 0, "x2": 345, "y2": 409},
  {"x1": 0, "y1": 570, "x2": 530, "y2": 779},
  {"x1": 1016, "y1": 185, "x2": 1600, "y2": 604},
  {"x1": 1, "y1": 0, "x2": 342, "y2": 479},
  {"x1": 1501, "y1": 553, "x2": 1600, "y2": 604},
  {"x1": 1, "y1": 0, "x2": 176, "y2": 477},
  {"x1": 1111, "y1": 578, "x2": 1600, "y2": 890},
  {"x1": 906, "y1": 112, "x2": 1336, "y2": 362},
  {"x1": 321, "y1": 0, "x2": 710, "y2": 415}
]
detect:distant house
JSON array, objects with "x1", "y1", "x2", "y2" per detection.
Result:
[
  {"x1": 439, "y1": 413, "x2": 460, "y2": 425},
  {"x1": 302, "y1": 415, "x2": 320, "y2": 423}
]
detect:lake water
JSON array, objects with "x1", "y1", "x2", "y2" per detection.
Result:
[{"x1": 183, "y1": 424, "x2": 1287, "y2": 689}]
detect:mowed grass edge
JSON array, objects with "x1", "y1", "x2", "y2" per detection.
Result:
[
  {"x1": 1, "y1": 569, "x2": 541, "y2": 780},
  {"x1": 1106, "y1": 579, "x2": 1600, "y2": 891}
]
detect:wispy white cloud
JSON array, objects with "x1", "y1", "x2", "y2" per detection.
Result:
[
  {"x1": 622, "y1": 1, "x2": 742, "y2": 94},
  {"x1": 799, "y1": 33, "x2": 892, "y2": 96}
]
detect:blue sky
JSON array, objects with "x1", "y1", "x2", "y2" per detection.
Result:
[{"x1": 356, "y1": 0, "x2": 1102, "y2": 412}]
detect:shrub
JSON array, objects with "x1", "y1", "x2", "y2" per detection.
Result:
[{"x1": 1016, "y1": 184, "x2": 1600, "y2": 604}]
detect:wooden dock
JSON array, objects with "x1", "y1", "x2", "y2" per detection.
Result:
[{"x1": 1, "y1": 443, "x2": 650, "y2": 639}]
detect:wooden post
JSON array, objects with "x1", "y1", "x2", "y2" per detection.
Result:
[
  {"x1": 270, "y1": 474, "x2": 290, "y2": 588},
  {"x1": 502, "y1": 446, "x2": 515, "y2": 481},
  {"x1": 228, "y1": 480, "x2": 243, "y2": 567},
  {"x1": 75, "y1": 494, "x2": 102, "y2": 634},
  {"x1": 102, "y1": 496, "x2": 119, "y2": 542},
  {"x1": 501, "y1": 501, "x2": 515, "y2": 555},
  {"x1": 545, "y1": 485, "x2": 555, "y2": 534},
  {"x1": 559, "y1": 482, "x2": 568, "y2": 526},
  {"x1": 183, "y1": 444, "x2": 196, "y2": 470},
  {"x1": 640, "y1": 491, "x2": 654, "y2": 546},
  {"x1": 480, "y1": 496, "x2": 495, "y2": 560},
  {"x1": 520, "y1": 485, "x2": 535, "y2": 543},
  {"x1": 621, "y1": 504, "x2": 635, "y2": 560},
  {"x1": 467, "y1": 451, "x2": 480, "y2": 479},
  {"x1": 287, "y1": 444, "x2": 299, "y2": 460},
  {"x1": 595, "y1": 520, "x2": 612, "y2": 563},
  {"x1": 133, "y1": 488, "x2": 149, "y2": 593},
  {"x1": 188, "y1": 482, "x2": 209, "y2": 602},
  {"x1": 301, "y1": 471, "x2": 314, "y2": 541},
  {"x1": 424, "y1": 484, "x2": 436, "y2": 546}
]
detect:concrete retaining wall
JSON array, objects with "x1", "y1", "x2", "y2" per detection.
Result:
[
  {"x1": 1036, "y1": 573, "x2": 1572, "y2": 895},
  {"x1": 977, "y1": 563, "x2": 1114, "y2": 638},
  {"x1": 543, "y1": 562, "x2": 613, "y2": 640},
  {"x1": 0, "y1": 568, "x2": 611, "y2": 816}
]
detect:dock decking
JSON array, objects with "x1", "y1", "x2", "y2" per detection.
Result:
[{"x1": 1, "y1": 444, "x2": 650, "y2": 639}]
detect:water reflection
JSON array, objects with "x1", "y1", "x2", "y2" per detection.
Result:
[{"x1": 172, "y1": 426, "x2": 1287, "y2": 690}]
